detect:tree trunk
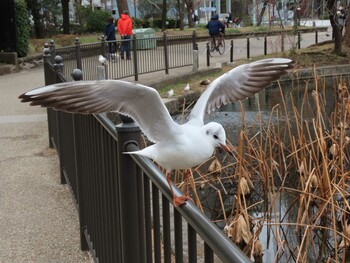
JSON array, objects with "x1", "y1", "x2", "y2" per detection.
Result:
[
  {"x1": 344, "y1": 5, "x2": 350, "y2": 46},
  {"x1": 61, "y1": 0, "x2": 70, "y2": 34},
  {"x1": 25, "y1": 0, "x2": 45, "y2": 38},
  {"x1": 184, "y1": 0, "x2": 194, "y2": 28},
  {"x1": 177, "y1": 0, "x2": 185, "y2": 30},
  {"x1": 162, "y1": 0, "x2": 167, "y2": 31},
  {"x1": 117, "y1": 0, "x2": 129, "y2": 16},
  {"x1": 327, "y1": 0, "x2": 342, "y2": 54},
  {"x1": 256, "y1": 0, "x2": 268, "y2": 26}
]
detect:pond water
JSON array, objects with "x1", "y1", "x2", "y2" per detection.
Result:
[{"x1": 174, "y1": 80, "x2": 347, "y2": 262}]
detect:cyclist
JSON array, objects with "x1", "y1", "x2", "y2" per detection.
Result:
[{"x1": 206, "y1": 14, "x2": 225, "y2": 43}]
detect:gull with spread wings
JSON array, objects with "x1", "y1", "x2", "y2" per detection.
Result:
[{"x1": 19, "y1": 58, "x2": 294, "y2": 206}]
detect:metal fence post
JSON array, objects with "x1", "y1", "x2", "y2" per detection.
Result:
[
  {"x1": 43, "y1": 43, "x2": 55, "y2": 148},
  {"x1": 206, "y1": 42, "x2": 210, "y2": 67},
  {"x1": 163, "y1": 32, "x2": 169, "y2": 74},
  {"x1": 116, "y1": 119, "x2": 146, "y2": 263},
  {"x1": 69, "y1": 69, "x2": 89, "y2": 251},
  {"x1": 75, "y1": 37, "x2": 82, "y2": 70},
  {"x1": 315, "y1": 29, "x2": 318, "y2": 44},
  {"x1": 246, "y1": 38, "x2": 250, "y2": 59},
  {"x1": 297, "y1": 31, "x2": 301, "y2": 49},
  {"x1": 281, "y1": 33, "x2": 285, "y2": 52},
  {"x1": 100, "y1": 35, "x2": 106, "y2": 56},
  {"x1": 133, "y1": 35, "x2": 139, "y2": 81},
  {"x1": 192, "y1": 30, "x2": 197, "y2": 50},
  {"x1": 264, "y1": 36, "x2": 267, "y2": 55},
  {"x1": 53, "y1": 55, "x2": 66, "y2": 185},
  {"x1": 49, "y1": 40, "x2": 56, "y2": 64},
  {"x1": 230, "y1": 40, "x2": 234, "y2": 62}
]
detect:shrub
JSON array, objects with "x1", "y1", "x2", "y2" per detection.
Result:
[
  {"x1": 14, "y1": 0, "x2": 31, "y2": 57},
  {"x1": 151, "y1": 19, "x2": 181, "y2": 29},
  {"x1": 85, "y1": 9, "x2": 111, "y2": 33}
]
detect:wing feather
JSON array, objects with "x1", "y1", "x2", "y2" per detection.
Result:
[
  {"x1": 19, "y1": 80, "x2": 180, "y2": 143},
  {"x1": 189, "y1": 58, "x2": 293, "y2": 124}
]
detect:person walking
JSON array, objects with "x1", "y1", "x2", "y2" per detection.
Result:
[
  {"x1": 104, "y1": 17, "x2": 116, "y2": 59},
  {"x1": 117, "y1": 10, "x2": 133, "y2": 60}
]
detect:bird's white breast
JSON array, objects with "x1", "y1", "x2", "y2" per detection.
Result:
[{"x1": 137, "y1": 124, "x2": 215, "y2": 171}]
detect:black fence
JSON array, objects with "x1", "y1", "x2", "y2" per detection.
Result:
[
  {"x1": 50, "y1": 33, "x2": 196, "y2": 82},
  {"x1": 42, "y1": 47, "x2": 251, "y2": 262}
]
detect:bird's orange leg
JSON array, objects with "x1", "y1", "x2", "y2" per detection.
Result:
[{"x1": 166, "y1": 172, "x2": 191, "y2": 207}]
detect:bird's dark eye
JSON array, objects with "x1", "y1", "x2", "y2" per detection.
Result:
[{"x1": 213, "y1": 134, "x2": 218, "y2": 139}]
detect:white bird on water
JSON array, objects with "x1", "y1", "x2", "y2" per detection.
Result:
[
  {"x1": 184, "y1": 83, "x2": 190, "y2": 92},
  {"x1": 19, "y1": 58, "x2": 293, "y2": 207},
  {"x1": 98, "y1": 55, "x2": 107, "y2": 65}
]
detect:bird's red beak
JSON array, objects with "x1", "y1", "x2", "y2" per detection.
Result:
[{"x1": 220, "y1": 144, "x2": 234, "y2": 157}]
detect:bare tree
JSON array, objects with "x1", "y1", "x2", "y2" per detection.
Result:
[
  {"x1": 117, "y1": 0, "x2": 129, "y2": 15},
  {"x1": 25, "y1": 0, "x2": 45, "y2": 38},
  {"x1": 327, "y1": 0, "x2": 342, "y2": 55},
  {"x1": 256, "y1": 0, "x2": 268, "y2": 26},
  {"x1": 61, "y1": 0, "x2": 70, "y2": 34}
]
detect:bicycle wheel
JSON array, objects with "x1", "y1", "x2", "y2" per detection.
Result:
[
  {"x1": 207, "y1": 39, "x2": 215, "y2": 57},
  {"x1": 218, "y1": 39, "x2": 225, "y2": 55}
]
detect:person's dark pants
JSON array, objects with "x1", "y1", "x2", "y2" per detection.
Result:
[
  {"x1": 121, "y1": 35, "x2": 131, "y2": 59},
  {"x1": 108, "y1": 41, "x2": 116, "y2": 54}
]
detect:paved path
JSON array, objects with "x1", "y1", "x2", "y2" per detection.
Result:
[{"x1": 0, "y1": 67, "x2": 92, "y2": 263}]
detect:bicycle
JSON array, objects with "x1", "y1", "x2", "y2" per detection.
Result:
[{"x1": 208, "y1": 35, "x2": 225, "y2": 56}]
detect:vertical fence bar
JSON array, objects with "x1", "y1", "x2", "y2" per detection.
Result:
[
  {"x1": 152, "y1": 184, "x2": 161, "y2": 263},
  {"x1": 162, "y1": 195, "x2": 171, "y2": 263},
  {"x1": 188, "y1": 224, "x2": 197, "y2": 263},
  {"x1": 116, "y1": 120, "x2": 145, "y2": 263},
  {"x1": 133, "y1": 35, "x2": 139, "y2": 81},
  {"x1": 144, "y1": 176, "x2": 153, "y2": 263},
  {"x1": 264, "y1": 36, "x2": 267, "y2": 55},
  {"x1": 206, "y1": 42, "x2": 210, "y2": 67},
  {"x1": 230, "y1": 40, "x2": 233, "y2": 62},
  {"x1": 315, "y1": 29, "x2": 318, "y2": 44},
  {"x1": 246, "y1": 38, "x2": 250, "y2": 59},
  {"x1": 174, "y1": 209, "x2": 183, "y2": 263},
  {"x1": 204, "y1": 242, "x2": 214, "y2": 263},
  {"x1": 297, "y1": 31, "x2": 301, "y2": 49},
  {"x1": 163, "y1": 33, "x2": 169, "y2": 74}
]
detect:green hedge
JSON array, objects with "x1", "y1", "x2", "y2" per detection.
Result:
[
  {"x1": 15, "y1": 0, "x2": 30, "y2": 57},
  {"x1": 84, "y1": 8, "x2": 112, "y2": 33},
  {"x1": 131, "y1": 18, "x2": 181, "y2": 29}
]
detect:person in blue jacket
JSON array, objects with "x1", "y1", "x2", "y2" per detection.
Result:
[
  {"x1": 206, "y1": 14, "x2": 225, "y2": 38},
  {"x1": 104, "y1": 17, "x2": 116, "y2": 57}
]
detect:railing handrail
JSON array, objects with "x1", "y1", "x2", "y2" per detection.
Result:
[
  {"x1": 126, "y1": 142, "x2": 251, "y2": 263},
  {"x1": 92, "y1": 113, "x2": 251, "y2": 262}
]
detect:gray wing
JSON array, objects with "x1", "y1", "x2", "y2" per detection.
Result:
[
  {"x1": 19, "y1": 80, "x2": 181, "y2": 143},
  {"x1": 188, "y1": 58, "x2": 294, "y2": 126}
]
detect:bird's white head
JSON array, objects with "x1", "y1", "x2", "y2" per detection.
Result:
[
  {"x1": 203, "y1": 122, "x2": 233, "y2": 156},
  {"x1": 203, "y1": 122, "x2": 226, "y2": 146}
]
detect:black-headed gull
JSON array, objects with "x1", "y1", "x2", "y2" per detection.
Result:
[{"x1": 19, "y1": 58, "x2": 293, "y2": 206}]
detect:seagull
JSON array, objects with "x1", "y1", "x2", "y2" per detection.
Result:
[
  {"x1": 166, "y1": 89, "x2": 174, "y2": 98},
  {"x1": 98, "y1": 55, "x2": 107, "y2": 65},
  {"x1": 184, "y1": 83, "x2": 190, "y2": 92},
  {"x1": 19, "y1": 58, "x2": 293, "y2": 207}
]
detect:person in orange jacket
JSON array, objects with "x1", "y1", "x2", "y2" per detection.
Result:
[{"x1": 117, "y1": 10, "x2": 133, "y2": 60}]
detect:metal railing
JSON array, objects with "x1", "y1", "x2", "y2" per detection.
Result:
[
  {"x1": 42, "y1": 48, "x2": 251, "y2": 262},
  {"x1": 50, "y1": 32, "x2": 196, "y2": 82}
]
